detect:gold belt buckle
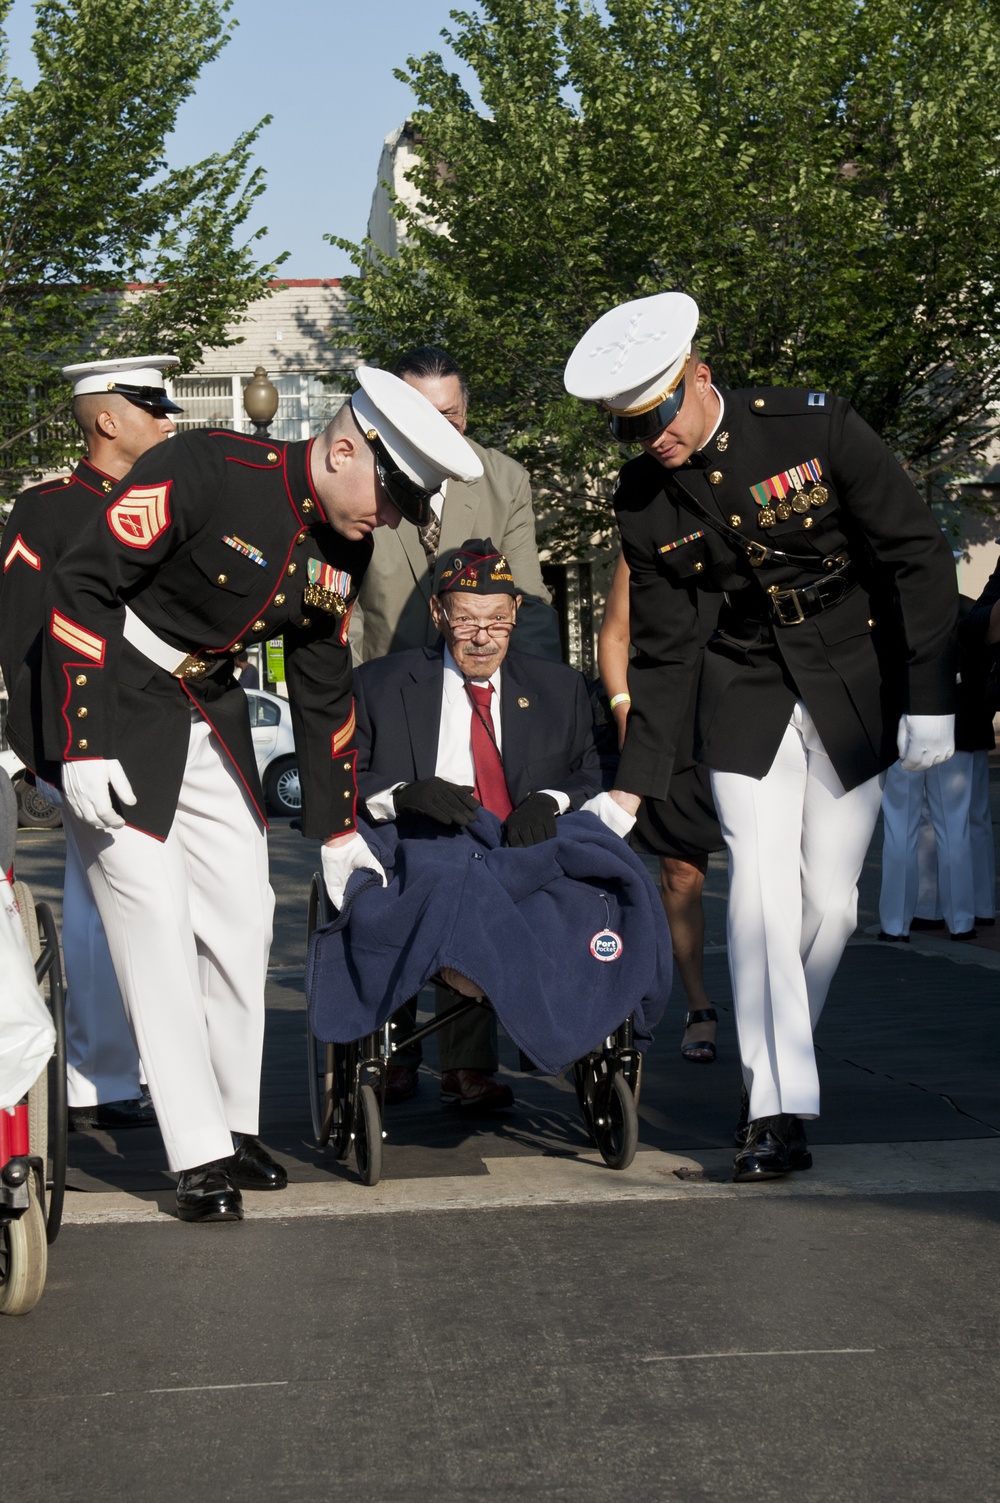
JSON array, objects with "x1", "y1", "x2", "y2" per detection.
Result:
[
  {"x1": 771, "y1": 588, "x2": 807, "y2": 626},
  {"x1": 172, "y1": 654, "x2": 209, "y2": 680}
]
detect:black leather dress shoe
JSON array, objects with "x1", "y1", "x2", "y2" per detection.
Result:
[
  {"x1": 440, "y1": 1069, "x2": 514, "y2": 1111},
  {"x1": 781, "y1": 1114, "x2": 813, "y2": 1171},
  {"x1": 383, "y1": 1065, "x2": 419, "y2": 1105},
  {"x1": 734, "y1": 1086, "x2": 750, "y2": 1148},
  {"x1": 733, "y1": 1117, "x2": 792, "y2": 1181},
  {"x1": 228, "y1": 1135, "x2": 288, "y2": 1190},
  {"x1": 175, "y1": 1163, "x2": 244, "y2": 1222},
  {"x1": 68, "y1": 1097, "x2": 156, "y2": 1131}
]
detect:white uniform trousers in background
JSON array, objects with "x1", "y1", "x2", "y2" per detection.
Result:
[
  {"x1": 970, "y1": 749, "x2": 996, "y2": 922},
  {"x1": 65, "y1": 715, "x2": 274, "y2": 1171},
  {"x1": 879, "y1": 755, "x2": 977, "y2": 936},
  {"x1": 711, "y1": 702, "x2": 883, "y2": 1123},
  {"x1": 62, "y1": 813, "x2": 144, "y2": 1107}
]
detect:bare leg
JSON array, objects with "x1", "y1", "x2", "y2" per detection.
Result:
[{"x1": 659, "y1": 854, "x2": 715, "y2": 1057}]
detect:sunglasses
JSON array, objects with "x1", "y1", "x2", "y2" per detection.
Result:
[{"x1": 364, "y1": 429, "x2": 435, "y2": 526}]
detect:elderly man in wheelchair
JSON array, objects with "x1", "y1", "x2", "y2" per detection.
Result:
[{"x1": 305, "y1": 540, "x2": 672, "y2": 1181}]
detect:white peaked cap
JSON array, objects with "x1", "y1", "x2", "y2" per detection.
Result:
[
  {"x1": 351, "y1": 365, "x2": 483, "y2": 488},
  {"x1": 564, "y1": 292, "x2": 699, "y2": 411},
  {"x1": 61, "y1": 354, "x2": 180, "y2": 398}
]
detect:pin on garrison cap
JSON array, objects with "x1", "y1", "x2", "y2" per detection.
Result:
[
  {"x1": 435, "y1": 537, "x2": 519, "y2": 598},
  {"x1": 563, "y1": 291, "x2": 699, "y2": 442},
  {"x1": 351, "y1": 364, "x2": 483, "y2": 528},
  {"x1": 61, "y1": 355, "x2": 183, "y2": 414}
]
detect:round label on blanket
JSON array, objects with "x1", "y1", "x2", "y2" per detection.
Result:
[{"x1": 590, "y1": 928, "x2": 623, "y2": 962}]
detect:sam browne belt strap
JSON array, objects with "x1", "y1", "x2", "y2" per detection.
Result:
[{"x1": 665, "y1": 473, "x2": 834, "y2": 569}]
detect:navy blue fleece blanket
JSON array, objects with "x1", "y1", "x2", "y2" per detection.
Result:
[{"x1": 306, "y1": 810, "x2": 671, "y2": 1075}]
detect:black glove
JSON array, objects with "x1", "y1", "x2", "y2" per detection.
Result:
[
  {"x1": 393, "y1": 777, "x2": 480, "y2": 826},
  {"x1": 502, "y1": 792, "x2": 559, "y2": 847}
]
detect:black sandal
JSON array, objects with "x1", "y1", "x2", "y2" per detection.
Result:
[{"x1": 681, "y1": 1007, "x2": 718, "y2": 1064}]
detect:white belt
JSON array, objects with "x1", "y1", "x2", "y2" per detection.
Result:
[{"x1": 123, "y1": 607, "x2": 212, "y2": 681}]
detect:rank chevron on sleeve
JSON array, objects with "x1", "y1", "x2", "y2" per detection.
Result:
[
  {"x1": 3, "y1": 534, "x2": 41, "y2": 571},
  {"x1": 50, "y1": 608, "x2": 106, "y2": 664}
]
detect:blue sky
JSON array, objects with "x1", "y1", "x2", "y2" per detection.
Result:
[{"x1": 2, "y1": 0, "x2": 481, "y2": 278}]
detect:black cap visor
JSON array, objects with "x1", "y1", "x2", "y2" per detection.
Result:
[
  {"x1": 366, "y1": 431, "x2": 435, "y2": 527},
  {"x1": 606, "y1": 376, "x2": 687, "y2": 443},
  {"x1": 115, "y1": 383, "x2": 184, "y2": 415}
]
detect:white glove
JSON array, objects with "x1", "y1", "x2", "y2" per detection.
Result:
[
  {"x1": 61, "y1": 759, "x2": 137, "y2": 831},
  {"x1": 321, "y1": 833, "x2": 387, "y2": 911},
  {"x1": 896, "y1": 714, "x2": 955, "y2": 772}
]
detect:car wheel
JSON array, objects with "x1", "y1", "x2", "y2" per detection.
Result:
[
  {"x1": 264, "y1": 756, "x2": 301, "y2": 817},
  {"x1": 15, "y1": 778, "x2": 62, "y2": 829}
]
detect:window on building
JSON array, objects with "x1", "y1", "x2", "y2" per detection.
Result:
[{"x1": 168, "y1": 374, "x2": 347, "y2": 441}]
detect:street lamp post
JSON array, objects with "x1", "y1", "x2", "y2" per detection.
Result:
[
  {"x1": 243, "y1": 366, "x2": 280, "y2": 436},
  {"x1": 241, "y1": 367, "x2": 281, "y2": 693}
]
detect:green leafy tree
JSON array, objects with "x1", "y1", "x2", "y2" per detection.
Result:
[
  {"x1": 0, "y1": 0, "x2": 282, "y2": 495},
  {"x1": 334, "y1": 0, "x2": 1000, "y2": 559}
]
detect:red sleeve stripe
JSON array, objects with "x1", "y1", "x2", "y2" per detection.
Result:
[
  {"x1": 3, "y1": 535, "x2": 41, "y2": 571},
  {"x1": 50, "y1": 609, "x2": 106, "y2": 665},
  {"x1": 331, "y1": 705, "x2": 356, "y2": 756}
]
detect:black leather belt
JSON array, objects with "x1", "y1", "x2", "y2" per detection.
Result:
[{"x1": 729, "y1": 562, "x2": 858, "y2": 628}]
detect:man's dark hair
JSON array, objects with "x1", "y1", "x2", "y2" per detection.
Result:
[{"x1": 391, "y1": 346, "x2": 469, "y2": 408}]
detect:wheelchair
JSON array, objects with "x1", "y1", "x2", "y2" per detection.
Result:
[
  {"x1": 304, "y1": 873, "x2": 642, "y2": 1187},
  {"x1": 0, "y1": 883, "x2": 67, "y2": 1315}
]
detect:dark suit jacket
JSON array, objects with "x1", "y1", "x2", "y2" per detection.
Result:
[{"x1": 353, "y1": 645, "x2": 601, "y2": 812}]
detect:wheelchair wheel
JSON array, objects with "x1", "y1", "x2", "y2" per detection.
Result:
[
  {"x1": 14, "y1": 887, "x2": 67, "y2": 1244},
  {"x1": 35, "y1": 903, "x2": 66, "y2": 1243},
  {"x1": 353, "y1": 1082, "x2": 383, "y2": 1187},
  {"x1": 306, "y1": 1015, "x2": 336, "y2": 1148},
  {"x1": 572, "y1": 1058, "x2": 599, "y2": 1148},
  {"x1": 592, "y1": 1073, "x2": 639, "y2": 1171},
  {"x1": 0, "y1": 1170, "x2": 47, "y2": 1316}
]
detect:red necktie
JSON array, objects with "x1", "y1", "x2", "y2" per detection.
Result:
[{"x1": 466, "y1": 682, "x2": 513, "y2": 819}]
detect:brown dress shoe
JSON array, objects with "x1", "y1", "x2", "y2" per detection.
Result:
[
  {"x1": 384, "y1": 1065, "x2": 419, "y2": 1105},
  {"x1": 440, "y1": 1069, "x2": 514, "y2": 1111}
]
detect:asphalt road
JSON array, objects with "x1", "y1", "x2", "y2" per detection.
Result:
[
  {"x1": 5, "y1": 1197, "x2": 1000, "y2": 1502},
  {"x1": 4, "y1": 790, "x2": 1000, "y2": 1502}
]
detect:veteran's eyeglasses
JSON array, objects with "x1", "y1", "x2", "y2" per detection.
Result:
[{"x1": 442, "y1": 609, "x2": 517, "y2": 640}]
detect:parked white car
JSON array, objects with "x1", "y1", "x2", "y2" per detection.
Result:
[
  {"x1": 0, "y1": 748, "x2": 62, "y2": 828},
  {"x1": 245, "y1": 688, "x2": 301, "y2": 817},
  {"x1": 1, "y1": 687, "x2": 302, "y2": 825}
]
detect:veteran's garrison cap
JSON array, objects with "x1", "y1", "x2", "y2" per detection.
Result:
[{"x1": 435, "y1": 537, "x2": 519, "y2": 598}]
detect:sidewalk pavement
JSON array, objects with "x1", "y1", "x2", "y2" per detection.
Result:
[{"x1": 12, "y1": 811, "x2": 999, "y2": 1220}]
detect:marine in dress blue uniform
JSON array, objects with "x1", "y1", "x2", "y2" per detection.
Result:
[
  {"x1": 565, "y1": 292, "x2": 958, "y2": 1181},
  {"x1": 0, "y1": 355, "x2": 181, "y2": 1124},
  {"x1": 40, "y1": 365, "x2": 483, "y2": 1220}
]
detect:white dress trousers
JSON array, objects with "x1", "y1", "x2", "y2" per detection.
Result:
[
  {"x1": 62, "y1": 812, "x2": 144, "y2": 1107},
  {"x1": 710, "y1": 702, "x2": 883, "y2": 1122},
  {"x1": 879, "y1": 754, "x2": 978, "y2": 936},
  {"x1": 65, "y1": 714, "x2": 274, "y2": 1171}
]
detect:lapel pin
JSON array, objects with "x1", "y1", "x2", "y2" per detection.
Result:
[{"x1": 518, "y1": 696, "x2": 530, "y2": 708}]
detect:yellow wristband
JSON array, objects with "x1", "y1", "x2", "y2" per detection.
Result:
[{"x1": 609, "y1": 693, "x2": 631, "y2": 709}]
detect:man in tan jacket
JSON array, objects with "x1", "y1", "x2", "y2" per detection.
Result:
[{"x1": 349, "y1": 346, "x2": 561, "y2": 665}]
